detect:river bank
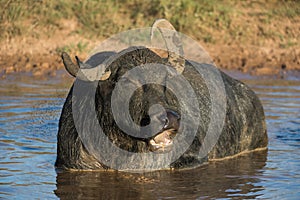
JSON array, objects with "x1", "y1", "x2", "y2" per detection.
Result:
[
  {"x1": 0, "y1": 1, "x2": 299, "y2": 79},
  {"x1": 0, "y1": 36, "x2": 298, "y2": 79}
]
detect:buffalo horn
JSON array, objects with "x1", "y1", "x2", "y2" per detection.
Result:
[
  {"x1": 61, "y1": 52, "x2": 79, "y2": 77},
  {"x1": 61, "y1": 52, "x2": 111, "y2": 81},
  {"x1": 151, "y1": 19, "x2": 185, "y2": 74}
]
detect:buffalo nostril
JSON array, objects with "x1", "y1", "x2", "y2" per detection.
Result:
[
  {"x1": 164, "y1": 110, "x2": 180, "y2": 130},
  {"x1": 140, "y1": 109, "x2": 180, "y2": 129},
  {"x1": 167, "y1": 110, "x2": 180, "y2": 121}
]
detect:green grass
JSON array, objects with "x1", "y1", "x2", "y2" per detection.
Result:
[
  {"x1": 0, "y1": 0, "x2": 299, "y2": 48},
  {"x1": 55, "y1": 41, "x2": 89, "y2": 54}
]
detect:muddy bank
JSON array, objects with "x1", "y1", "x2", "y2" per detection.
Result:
[
  {"x1": 210, "y1": 45, "x2": 300, "y2": 76},
  {"x1": 1, "y1": 0, "x2": 299, "y2": 79},
  {"x1": 0, "y1": 42, "x2": 299, "y2": 79}
]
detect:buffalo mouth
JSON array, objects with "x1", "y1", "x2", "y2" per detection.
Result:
[
  {"x1": 148, "y1": 110, "x2": 180, "y2": 153},
  {"x1": 149, "y1": 128, "x2": 177, "y2": 152}
]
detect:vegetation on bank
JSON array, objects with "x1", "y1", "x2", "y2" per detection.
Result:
[{"x1": 0, "y1": 0, "x2": 299, "y2": 50}]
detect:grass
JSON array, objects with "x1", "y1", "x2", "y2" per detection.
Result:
[
  {"x1": 55, "y1": 41, "x2": 89, "y2": 54},
  {"x1": 0, "y1": 0, "x2": 299, "y2": 48}
]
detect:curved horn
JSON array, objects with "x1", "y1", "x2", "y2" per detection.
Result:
[
  {"x1": 61, "y1": 52, "x2": 111, "y2": 81},
  {"x1": 151, "y1": 19, "x2": 185, "y2": 74},
  {"x1": 61, "y1": 52, "x2": 79, "y2": 77}
]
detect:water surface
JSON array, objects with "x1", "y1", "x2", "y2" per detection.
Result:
[{"x1": 0, "y1": 73, "x2": 299, "y2": 199}]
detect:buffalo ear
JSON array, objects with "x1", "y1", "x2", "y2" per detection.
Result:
[{"x1": 61, "y1": 52, "x2": 79, "y2": 77}]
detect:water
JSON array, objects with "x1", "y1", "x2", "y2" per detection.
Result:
[{"x1": 0, "y1": 73, "x2": 299, "y2": 199}]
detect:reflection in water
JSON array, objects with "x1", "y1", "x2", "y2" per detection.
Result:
[
  {"x1": 55, "y1": 150, "x2": 267, "y2": 199},
  {"x1": 0, "y1": 74, "x2": 299, "y2": 199}
]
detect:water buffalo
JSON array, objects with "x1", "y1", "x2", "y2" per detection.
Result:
[{"x1": 55, "y1": 19, "x2": 267, "y2": 171}]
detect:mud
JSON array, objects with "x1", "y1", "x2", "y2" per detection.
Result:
[{"x1": 0, "y1": 29, "x2": 299, "y2": 79}]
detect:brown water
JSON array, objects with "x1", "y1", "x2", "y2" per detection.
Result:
[{"x1": 0, "y1": 73, "x2": 299, "y2": 199}]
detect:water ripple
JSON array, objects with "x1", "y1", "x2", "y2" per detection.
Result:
[{"x1": 0, "y1": 77, "x2": 299, "y2": 199}]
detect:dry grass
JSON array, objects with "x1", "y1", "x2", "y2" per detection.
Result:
[{"x1": 0, "y1": 0, "x2": 299, "y2": 49}]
